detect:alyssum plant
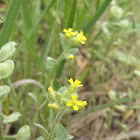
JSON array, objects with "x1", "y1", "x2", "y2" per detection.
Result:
[
  {"x1": 0, "y1": 42, "x2": 30, "y2": 140},
  {"x1": 34, "y1": 29, "x2": 87, "y2": 140},
  {"x1": 0, "y1": 28, "x2": 87, "y2": 140}
]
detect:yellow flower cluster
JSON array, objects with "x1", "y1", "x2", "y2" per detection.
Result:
[
  {"x1": 68, "y1": 78, "x2": 83, "y2": 88},
  {"x1": 47, "y1": 78, "x2": 87, "y2": 112},
  {"x1": 63, "y1": 28, "x2": 87, "y2": 45},
  {"x1": 67, "y1": 94, "x2": 87, "y2": 111},
  {"x1": 77, "y1": 31, "x2": 87, "y2": 44},
  {"x1": 63, "y1": 28, "x2": 76, "y2": 37}
]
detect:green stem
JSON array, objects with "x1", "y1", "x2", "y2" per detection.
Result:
[
  {"x1": 0, "y1": 116, "x2": 4, "y2": 140},
  {"x1": 46, "y1": 45, "x2": 70, "y2": 87},
  {"x1": 3, "y1": 135, "x2": 17, "y2": 139},
  {"x1": 48, "y1": 112, "x2": 63, "y2": 140}
]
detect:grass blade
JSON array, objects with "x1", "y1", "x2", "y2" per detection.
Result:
[
  {"x1": 18, "y1": 28, "x2": 41, "y2": 70},
  {"x1": 84, "y1": 0, "x2": 112, "y2": 34},
  {"x1": 0, "y1": 0, "x2": 23, "y2": 48},
  {"x1": 14, "y1": 0, "x2": 56, "y2": 59},
  {"x1": 76, "y1": 94, "x2": 140, "y2": 117},
  {"x1": 67, "y1": 0, "x2": 77, "y2": 28}
]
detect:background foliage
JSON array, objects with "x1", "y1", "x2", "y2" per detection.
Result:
[{"x1": 0, "y1": 0, "x2": 140, "y2": 139}]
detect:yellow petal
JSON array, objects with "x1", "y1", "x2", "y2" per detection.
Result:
[
  {"x1": 72, "y1": 94, "x2": 77, "y2": 101},
  {"x1": 71, "y1": 32, "x2": 76, "y2": 36},
  {"x1": 68, "y1": 28, "x2": 73, "y2": 31},
  {"x1": 63, "y1": 29, "x2": 67, "y2": 32},
  {"x1": 83, "y1": 101, "x2": 87, "y2": 106},
  {"x1": 81, "y1": 41, "x2": 85, "y2": 44},
  {"x1": 77, "y1": 101, "x2": 83, "y2": 106},
  {"x1": 66, "y1": 33, "x2": 71, "y2": 37},
  {"x1": 73, "y1": 105, "x2": 79, "y2": 111},
  {"x1": 67, "y1": 101, "x2": 73, "y2": 106},
  {"x1": 68, "y1": 78, "x2": 74, "y2": 84}
]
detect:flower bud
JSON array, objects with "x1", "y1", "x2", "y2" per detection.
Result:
[
  {"x1": 48, "y1": 103, "x2": 59, "y2": 112},
  {"x1": 67, "y1": 54, "x2": 74, "y2": 60},
  {"x1": 0, "y1": 41, "x2": 16, "y2": 62},
  {"x1": 48, "y1": 87, "x2": 53, "y2": 94}
]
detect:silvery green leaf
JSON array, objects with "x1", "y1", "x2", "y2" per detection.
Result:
[
  {"x1": 134, "y1": 70, "x2": 140, "y2": 76},
  {"x1": 28, "y1": 92, "x2": 38, "y2": 103},
  {"x1": 0, "y1": 60, "x2": 14, "y2": 80},
  {"x1": 0, "y1": 85, "x2": 11, "y2": 102},
  {"x1": 66, "y1": 48, "x2": 79, "y2": 55},
  {"x1": 36, "y1": 136, "x2": 44, "y2": 140},
  {"x1": 34, "y1": 123, "x2": 49, "y2": 137},
  {"x1": 0, "y1": 41, "x2": 16, "y2": 62},
  {"x1": 108, "y1": 90, "x2": 117, "y2": 101},
  {"x1": 57, "y1": 86, "x2": 67, "y2": 94},
  {"x1": 113, "y1": 50, "x2": 137, "y2": 65},
  {"x1": 3, "y1": 112, "x2": 21, "y2": 124},
  {"x1": 45, "y1": 57, "x2": 56, "y2": 70},
  {"x1": 60, "y1": 33, "x2": 67, "y2": 49},
  {"x1": 17, "y1": 125, "x2": 30, "y2": 140},
  {"x1": 54, "y1": 123, "x2": 72, "y2": 140},
  {"x1": 68, "y1": 135, "x2": 74, "y2": 140}
]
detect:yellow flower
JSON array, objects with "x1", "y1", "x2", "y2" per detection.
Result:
[
  {"x1": 77, "y1": 31, "x2": 87, "y2": 44},
  {"x1": 63, "y1": 28, "x2": 76, "y2": 37},
  {"x1": 49, "y1": 103, "x2": 58, "y2": 111},
  {"x1": 68, "y1": 78, "x2": 83, "y2": 88},
  {"x1": 66, "y1": 94, "x2": 87, "y2": 111},
  {"x1": 48, "y1": 87, "x2": 53, "y2": 94},
  {"x1": 67, "y1": 54, "x2": 74, "y2": 60}
]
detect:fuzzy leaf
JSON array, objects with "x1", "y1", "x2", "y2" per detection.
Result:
[
  {"x1": 57, "y1": 86, "x2": 67, "y2": 94},
  {"x1": 66, "y1": 48, "x2": 79, "y2": 55},
  {"x1": 36, "y1": 136, "x2": 44, "y2": 140},
  {"x1": 17, "y1": 125, "x2": 30, "y2": 140},
  {"x1": 54, "y1": 123, "x2": 74, "y2": 140},
  {"x1": 0, "y1": 85, "x2": 11, "y2": 102},
  {"x1": 28, "y1": 92, "x2": 38, "y2": 103},
  {"x1": 45, "y1": 57, "x2": 56, "y2": 70},
  {"x1": 108, "y1": 90, "x2": 117, "y2": 101},
  {"x1": 3, "y1": 112, "x2": 21, "y2": 124},
  {"x1": 113, "y1": 50, "x2": 137, "y2": 65},
  {"x1": 0, "y1": 60, "x2": 14, "y2": 80},
  {"x1": 34, "y1": 123, "x2": 49, "y2": 137},
  {"x1": 60, "y1": 33, "x2": 67, "y2": 49},
  {"x1": 0, "y1": 41, "x2": 16, "y2": 62}
]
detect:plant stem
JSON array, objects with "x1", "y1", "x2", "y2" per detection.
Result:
[
  {"x1": 0, "y1": 116, "x2": 4, "y2": 140},
  {"x1": 3, "y1": 135, "x2": 17, "y2": 139},
  {"x1": 48, "y1": 112, "x2": 63, "y2": 140},
  {"x1": 46, "y1": 44, "x2": 70, "y2": 87}
]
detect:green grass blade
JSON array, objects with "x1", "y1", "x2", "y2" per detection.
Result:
[
  {"x1": 84, "y1": 0, "x2": 112, "y2": 34},
  {"x1": 67, "y1": 0, "x2": 77, "y2": 28},
  {"x1": 14, "y1": 0, "x2": 56, "y2": 59},
  {"x1": 75, "y1": 94, "x2": 140, "y2": 117},
  {"x1": 19, "y1": 28, "x2": 41, "y2": 70},
  {"x1": 21, "y1": 0, "x2": 32, "y2": 32},
  {"x1": 0, "y1": 0, "x2": 23, "y2": 48}
]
